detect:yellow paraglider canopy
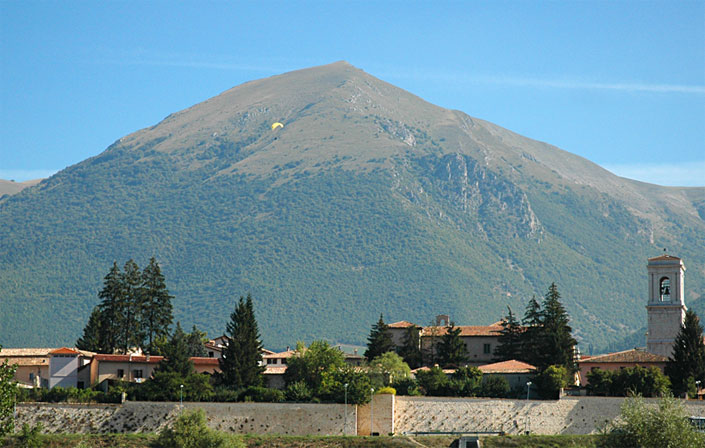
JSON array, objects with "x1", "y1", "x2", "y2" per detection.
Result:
[{"x1": 271, "y1": 122, "x2": 284, "y2": 131}]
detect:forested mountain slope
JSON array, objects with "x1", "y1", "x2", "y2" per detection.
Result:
[{"x1": 1, "y1": 62, "x2": 703, "y2": 351}]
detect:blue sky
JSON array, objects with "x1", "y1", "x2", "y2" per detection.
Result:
[{"x1": 1, "y1": 1, "x2": 703, "y2": 186}]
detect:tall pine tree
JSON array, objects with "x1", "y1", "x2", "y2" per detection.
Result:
[
  {"x1": 539, "y1": 283, "x2": 577, "y2": 372},
  {"x1": 438, "y1": 322, "x2": 467, "y2": 367},
  {"x1": 96, "y1": 262, "x2": 124, "y2": 354},
  {"x1": 493, "y1": 306, "x2": 523, "y2": 362},
  {"x1": 141, "y1": 257, "x2": 173, "y2": 354},
  {"x1": 155, "y1": 322, "x2": 194, "y2": 377},
  {"x1": 76, "y1": 307, "x2": 103, "y2": 352},
  {"x1": 520, "y1": 295, "x2": 544, "y2": 368},
  {"x1": 218, "y1": 294, "x2": 264, "y2": 389},
  {"x1": 665, "y1": 309, "x2": 705, "y2": 396},
  {"x1": 117, "y1": 259, "x2": 144, "y2": 353},
  {"x1": 364, "y1": 314, "x2": 394, "y2": 361}
]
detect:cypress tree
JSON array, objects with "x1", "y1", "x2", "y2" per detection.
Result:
[
  {"x1": 364, "y1": 314, "x2": 394, "y2": 361},
  {"x1": 218, "y1": 294, "x2": 264, "y2": 389},
  {"x1": 141, "y1": 257, "x2": 173, "y2": 354},
  {"x1": 76, "y1": 306, "x2": 103, "y2": 352},
  {"x1": 494, "y1": 306, "x2": 523, "y2": 362},
  {"x1": 438, "y1": 322, "x2": 468, "y2": 367},
  {"x1": 665, "y1": 309, "x2": 705, "y2": 396}
]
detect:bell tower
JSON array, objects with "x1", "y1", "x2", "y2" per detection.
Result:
[{"x1": 646, "y1": 253, "x2": 686, "y2": 358}]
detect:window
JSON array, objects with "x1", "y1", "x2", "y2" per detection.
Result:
[
  {"x1": 660, "y1": 277, "x2": 671, "y2": 301},
  {"x1": 29, "y1": 373, "x2": 34, "y2": 381},
  {"x1": 208, "y1": 351, "x2": 214, "y2": 358},
  {"x1": 282, "y1": 359, "x2": 287, "y2": 365},
  {"x1": 266, "y1": 358, "x2": 274, "y2": 364},
  {"x1": 117, "y1": 369, "x2": 124, "y2": 378},
  {"x1": 483, "y1": 344, "x2": 491, "y2": 354},
  {"x1": 133, "y1": 369, "x2": 143, "y2": 379}
]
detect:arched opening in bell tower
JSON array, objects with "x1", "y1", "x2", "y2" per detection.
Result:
[{"x1": 659, "y1": 277, "x2": 671, "y2": 302}]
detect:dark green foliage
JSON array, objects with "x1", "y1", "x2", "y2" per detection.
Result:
[
  {"x1": 367, "y1": 352, "x2": 411, "y2": 388},
  {"x1": 665, "y1": 309, "x2": 705, "y2": 396},
  {"x1": 520, "y1": 296, "x2": 544, "y2": 368},
  {"x1": 320, "y1": 365, "x2": 372, "y2": 404},
  {"x1": 609, "y1": 366, "x2": 670, "y2": 397},
  {"x1": 534, "y1": 365, "x2": 569, "y2": 399},
  {"x1": 480, "y1": 375, "x2": 510, "y2": 398},
  {"x1": 449, "y1": 366, "x2": 483, "y2": 397},
  {"x1": 397, "y1": 325, "x2": 422, "y2": 369},
  {"x1": 153, "y1": 409, "x2": 229, "y2": 448},
  {"x1": 284, "y1": 340, "x2": 345, "y2": 397},
  {"x1": 585, "y1": 368, "x2": 614, "y2": 396},
  {"x1": 284, "y1": 381, "x2": 313, "y2": 402},
  {"x1": 540, "y1": 284, "x2": 577, "y2": 372},
  {"x1": 607, "y1": 396, "x2": 705, "y2": 448},
  {"x1": 118, "y1": 259, "x2": 145, "y2": 353},
  {"x1": 218, "y1": 294, "x2": 264, "y2": 390},
  {"x1": 437, "y1": 322, "x2": 467, "y2": 367},
  {"x1": 238, "y1": 386, "x2": 284, "y2": 403},
  {"x1": 185, "y1": 326, "x2": 208, "y2": 357},
  {"x1": 391, "y1": 377, "x2": 421, "y2": 396},
  {"x1": 0, "y1": 345, "x2": 17, "y2": 436},
  {"x1": 141, "y1": 257, "x2": 173, "y2": 355},
  {"x1": 15, "y1": 386, "x2": 122, "y2": 403},
  {"x1": 96, "y1": 262, "x2": 125, "y2": 353},
  {"x1": 135, "y1": 371, "x2": 213, "y2": 402},
  {"x1": 17, "y1": 423, "x2": 43, "y2": 448},
  {"x1": 156, "y1": 323, "x2": 194, "y2": 377},
  {"x1": 75, "y1": 307, "x2": 103, "y2": 352},
  {"x1": 364, "y1": 314, "x2": 394, "y2": 361},
  {"x1": 415, "y1": 366, "x2": 449, "y2": 396},
  {"x1": 494, "y1": 306, "x2": 523, "y2": 362}
]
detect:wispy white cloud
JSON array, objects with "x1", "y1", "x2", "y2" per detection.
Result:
[
  {"x1": 603, "y1": 161, "x2": 705, "y2": 187},
  {"x1": 376, "y1": 67, "x2": 705, "y2": 95},
  {"x1": 0, "y1": 169, "x2": 58, "y2": 182}
]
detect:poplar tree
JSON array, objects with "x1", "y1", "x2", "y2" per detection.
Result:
[
  {"x1": 218, "y1": 294, "x2": 264, "y2": 389},
  {"x1": 438, "y1": 322, "x2": 467, "y2": 367},
  {"x1": 141, "y1": 257, "x2": 173, "y2": 354},
  {"x1": 364, "y1": 314, "x2": 394, "y2": 361},
  {"x1": 665, "y1": 309, "x2": 705, "y2": 396},
  {"x1": 494, "y1": 306, "x2": 523, "y2": 362}
]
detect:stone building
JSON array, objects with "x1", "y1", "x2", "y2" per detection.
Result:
[{"x1": 646, "y1": 254, "x2": 687, "y2": 358}]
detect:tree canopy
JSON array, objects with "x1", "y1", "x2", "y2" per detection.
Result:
[
  {"x1": 218, "y1": 294, "x2": 264, "y2": 390},
  {"x1": 665, "y1": 309, "x2": 705, "y2": 396},
  {"x1": 364, "y1": 314, "x2": 394, "y2": 361},
  {"x1": 437, "y1": 322, "x2": 467, "y2": 367}
]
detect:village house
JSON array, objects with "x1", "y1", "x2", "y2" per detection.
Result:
[
  {"x1": 577, "y1": 348, "x2": 668, "y2": 387},
  {"x1": 0, "y1": 347, "x2": 94, "y2": 389}
]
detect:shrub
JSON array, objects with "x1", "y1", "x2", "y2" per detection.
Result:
[
  {"x1": 377, "y1": 386, "x2": 396, "y2": 395},
  {"x1": 535, "y1": 365, "x2": 569, "y2": 399},
  {"x1": 391, "y1": 377, "x2": 420, "y2": 396},
  {"x1": 415, "y1": 366, "x2": 449, "y2": 396},
  {"x1": 238, "y1": 386, "x2": 284, "y2": 403},
  {"x1": 153, "y1": 409, "x2": 229, "y2": 448},
  {"x1": 480, "y1": 375, "x2": 510, "y2": 398},
  {"x1": 17, "y1": 422, "x2": 43, "y2": 448},
  {"x1": 285, "y1": 381, "x2": 312, "y2": 402},
  {"x1": 211, "y1": 387, "x2": 239, "y2": 403},
  {"x1": 607, "y1": 396, "x2": 705, "y2": 448}
]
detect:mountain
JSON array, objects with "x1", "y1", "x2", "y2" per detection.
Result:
[
  {"x1": 1, "y1": 61, "x2": 703, "y2": 351},
  {"x1": 0, "y1": 178, "x2": 42, "y2": 198}
]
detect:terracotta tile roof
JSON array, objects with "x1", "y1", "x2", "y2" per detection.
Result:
[
  {"x1": 478, "y1": 360, "x2": 537, "y2": 374},
  {"x1": 411, "y1": 366, "x2": 456, "y2": 375},
  {"x1": 578, "y1": 349, "x2": 668, "y2": 364},
  {"x1": 93, "y1": 354, "x2": 164, "y2": 363},
  {"x1": 263, "y1": 350, "x2": 296, "y2": 359},
  {"x1": 388, "y1": 321, "x2": 417, "y2": 329},
  {"x1": 421, "y1": 325, "x2": 503, "y2": 337},
  {"x1": 49, "y1": 347, "x2": 81, "y2": 355},
  {"x1": 191, "y1": 357, "x2": 220, "y2": 366},
  {"x1": 0, "y1": 348, "x2": 54, "y2": 357},
  {"x1": 261, "y1": 348, "x2": 276, "y2": 356}
]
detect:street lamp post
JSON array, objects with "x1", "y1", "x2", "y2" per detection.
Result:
[
  {"x1": 180, "y1": 384, "x2": 184, "y2": 413},
  {"x1": 696, "y1": 380, "x2": 701, "y2": 400},
  {"x1": 370, "y1": 387, "x2": 375, "y2": 436},
  {"x1": 343, "y1": 383, "x2": 349, "y2": 435},
  {"x1": 526, "y1": 381, "x2": 532, "y2": 401}
]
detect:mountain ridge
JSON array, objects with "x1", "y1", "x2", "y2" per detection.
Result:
[{"x1": 1, "y1": 62, "x2": 703, "y2": 351}]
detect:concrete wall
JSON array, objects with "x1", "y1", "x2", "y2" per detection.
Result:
[
  {"x1": 49, "y1": 355, "x2": 78, "y2": 389},
  {"x1": 394, "y1": 396, "x2": 705, "y2": 435},
  {"x1": 357, "y1": 394, "x2": 394, "y2": 435}
]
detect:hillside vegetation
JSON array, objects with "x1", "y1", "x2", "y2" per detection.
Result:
[{"x1": 1, "y1": 62, "x2": 703, "y2": 351}]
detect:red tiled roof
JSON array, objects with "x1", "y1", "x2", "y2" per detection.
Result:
[
  {"x1": 578, "y1": 349, "x2": 667, "y2": 364},
  {"x1": 191, "y1": 357, "x2": 220, "y2": 366},
  {"x1": 388, "y1": 321, "x2": 417, "y2": 329},
  {"x1": 421, "y1": 325, "x2": 503, "y2": 337},
  {"x1": 93, "y1": 354, "x2": 164, "y2": 363},
  {"x1": 263, "y1": 350, "x2": 296, "y2": 359},
  {"x1": 49, "y1": 347, "x2": 81, "y2": 355},
  {"x1": 478, "y1": 360, "x2": 536, "y2": 374},
  {"x1": 411, "y1": 366, "x2": 456, "y2": 375}
]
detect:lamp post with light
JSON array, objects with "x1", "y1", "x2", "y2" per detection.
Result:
[
  {"x1": 180, "y1": 384, "x2": 184, "y2": 413},
  {"x1": 526, "y1": 381, "x2": 532, "y2": 401}
]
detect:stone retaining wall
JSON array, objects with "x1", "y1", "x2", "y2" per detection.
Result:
[{"x1": 395, "y1": 396, "x2": 705, "y2": 435}]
